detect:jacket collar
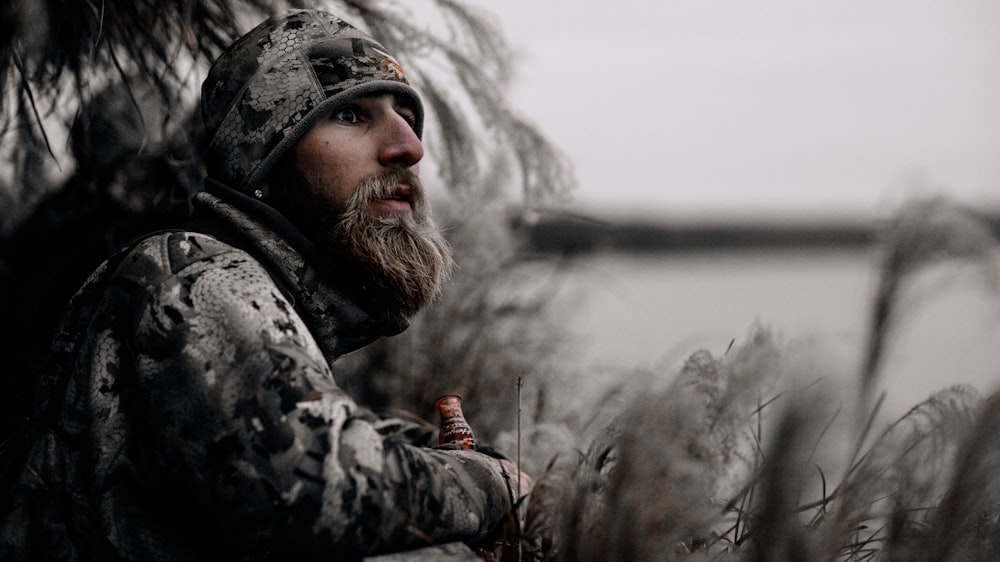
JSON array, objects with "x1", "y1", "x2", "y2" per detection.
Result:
[{"x1": 192, "y1": 182, "x2": 408, "y2": 361}]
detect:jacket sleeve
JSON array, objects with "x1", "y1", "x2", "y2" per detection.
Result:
[{"x1": 114, "y1": 233, "x2": 514, "y2": 557}]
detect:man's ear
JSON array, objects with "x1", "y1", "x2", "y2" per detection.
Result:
[{"x1": 257, "y1": 181, "x2": 271, "y2": 200}]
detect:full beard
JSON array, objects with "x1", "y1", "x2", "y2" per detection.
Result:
[{"x1": 322, "y1": 171, "x2": 454, "y2": 319}]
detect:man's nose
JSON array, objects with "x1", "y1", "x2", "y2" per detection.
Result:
[{"x1": 377, "y1": 113, "x2": 424, "y2": 169}]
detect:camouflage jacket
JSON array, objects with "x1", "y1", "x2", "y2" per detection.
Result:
[{"x1": 0, "y1": 190, "x2": 515, "y2": 561}]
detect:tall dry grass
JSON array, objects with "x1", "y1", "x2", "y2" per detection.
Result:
[{"x1": 504, "y1": 198, "x2": 1000, "y2": 562}]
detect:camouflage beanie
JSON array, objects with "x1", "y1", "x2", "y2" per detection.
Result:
[{"x1": 202, "y1": 9, "x2": 424, "y2": 194}]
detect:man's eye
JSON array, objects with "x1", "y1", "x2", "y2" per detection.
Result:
[{"x1": 332, "y1": 107, "x2": 359, "y2": 123}]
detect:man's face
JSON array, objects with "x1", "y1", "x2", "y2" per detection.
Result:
[
  {"x1": 290, "y1": 93, "x2": 423, "y2": 216},
  {"x1": 266, "y1": 93, "x2": 453, "y2": 318}
]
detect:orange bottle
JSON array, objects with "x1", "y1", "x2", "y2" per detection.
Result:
[{"x1": 435, "y1": 394, "x2": 476, "y2": 449}]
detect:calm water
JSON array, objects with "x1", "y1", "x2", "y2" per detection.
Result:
[{"x1": 549, "y1": 248, "x2": 1000, "y2": 418}]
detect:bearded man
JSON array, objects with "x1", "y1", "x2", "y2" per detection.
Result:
[{"x1": 0, "y1": 9, "x2": 527, "y2": 561}]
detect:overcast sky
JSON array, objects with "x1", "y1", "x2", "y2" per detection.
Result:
[{"x1": 478, "y1": 1, "x2": 1000, "y2": 220}]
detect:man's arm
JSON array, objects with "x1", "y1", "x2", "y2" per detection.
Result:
[{"x1": 116, "y1": 233, "x2": 516, "y2": 557}]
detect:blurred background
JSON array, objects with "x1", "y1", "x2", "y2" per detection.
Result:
[
  {"x1": 490, "y1": 0, "x2": 1000, "y2": 217},
  {"x1": 475, "y1": 0, "x2": 1000, "y2": 417}
]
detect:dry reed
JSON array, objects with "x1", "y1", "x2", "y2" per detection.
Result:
[{"x1": 438, "y1": 198, "x2": 1000, "y2": 562}]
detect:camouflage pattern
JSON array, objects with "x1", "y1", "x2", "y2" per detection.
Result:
[
  {"x1": 202, "y1": 9, "x2": 424, "y2": 194},
  {"x1": 0, "y1": 191, "x2": 516, "y2": 560}
]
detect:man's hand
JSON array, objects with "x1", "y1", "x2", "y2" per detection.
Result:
[
  {"x1": 498, "y1": 459, "x2": 532, "y2": 507},
  {"x1": 475, "y1": 459, "x2": 533, "y2": 562}
]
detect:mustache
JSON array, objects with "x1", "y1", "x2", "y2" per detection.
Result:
[{"x1": 352, "y1": 170, "x2": 425, "y2": 211}]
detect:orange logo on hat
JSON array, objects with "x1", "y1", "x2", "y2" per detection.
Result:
[{"x1": 372, "y1": 47, "x2": 406, "y2": 77}]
